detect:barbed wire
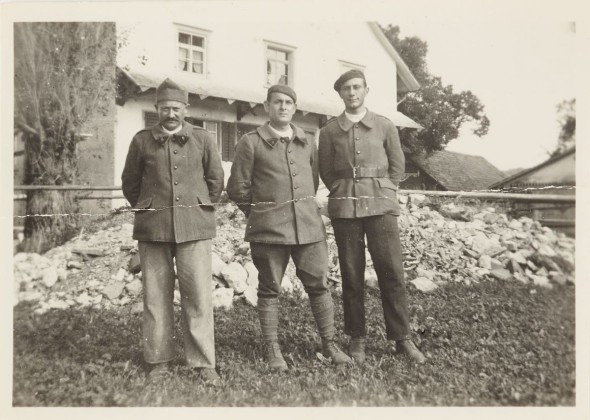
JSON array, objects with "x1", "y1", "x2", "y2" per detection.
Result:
[{"x1": 13, "y1": 185, "x2": 576, "y2": 219}]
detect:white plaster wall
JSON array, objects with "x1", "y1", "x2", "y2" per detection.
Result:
[{"x1": 117, "y1": 21, "x2": 399, "y2": 115}]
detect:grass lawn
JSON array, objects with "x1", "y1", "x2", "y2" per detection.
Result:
[{"x1": 13, "y1": 280, "x2": 575, "y2": 406}]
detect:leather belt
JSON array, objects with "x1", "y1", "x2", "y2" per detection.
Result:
[{"x1": 334, "y1": 166, "x2": 388, "y2": 179}]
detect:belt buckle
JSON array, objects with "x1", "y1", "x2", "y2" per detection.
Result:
[{"x1": 353, "y1": 166, "x2": 359, "y2": 179}]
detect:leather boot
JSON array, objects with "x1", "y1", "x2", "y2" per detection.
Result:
[
  {"x1": 309, "y1": 293, "x2": 351, "y2": 365},
  {"x1": 264, "y1": 341, "x2": 288, "y2": 371},
  {"x1": 396, "y1": 340, "x2": 426, "y2": 364},
  {"x1": 349, "y1": 337, "x2": 366, "y2": 363},
  {"x1": 322, "y1": 338, "x2": 353, "y2": 365},
  {"x1": 257, "y1": 297, "x2": 288, "y2": 371}
]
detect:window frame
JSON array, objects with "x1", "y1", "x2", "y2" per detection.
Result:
[
  {"x1": 175, "y1": 24, "x2": 210, "y2": 77},
  {"x1": 264, "y1": 41, "x2": 295, "y2": 88}
]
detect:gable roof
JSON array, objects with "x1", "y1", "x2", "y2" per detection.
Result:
[
  {"x1": 410, "y1": 150, "x2": 505, "y2": 191},
  {"x1": 489, "y1": 147, "x2": 576, "y2": 188}
]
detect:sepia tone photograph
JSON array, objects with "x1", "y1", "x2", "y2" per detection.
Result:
[{"x1": 2, "y1": 0, "x2": 587, "y2": 416}]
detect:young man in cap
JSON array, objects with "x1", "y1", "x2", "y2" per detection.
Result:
[
  {"x1": 318, "y1": 70, "x2": 426, "y2": 364},
  {"x1": 122, "y1": 78, "x2": 224, "y2": 383},
  {"x1": 227, "y1": 84, "x2": 352, "y2": 371}
]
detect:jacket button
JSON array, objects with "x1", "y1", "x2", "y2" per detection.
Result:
[
  {"x1": 174, "y1": 181, "x2": 178, "y2": 185},
  {"x1": 356, "y1": 150, "x2": 361, "y2": 154},
  {"x1": 290, "y1": 160, "x2": 294, "y2": 164},
  {"x1": 176, "y1": 197, "x2": 180, "y2": 201},
  {"x1": 174, "y1": 165, "x2": 178, "y2": 169},
  {"x1": 294, "y1": 185, "x2": 299, "y2": 189},
  {"x1": 173, "y1": 150, "x2": 178, "y2": 154},
  {"x1": 288, "y1": 149, "x2": 292, "y2": 153},
  {"x1": 355, "y1": 124, "x2": 359, "y2": 128},
  {"x1": 280, "y1": 139, "x2": 285, "y2": 143},
  {"x1": 292, "y1": 173, "x2": 297, "y2": 177},
  {"x1": 355, "y1": 137, "x2": 360, "y2": 141},
  {"x1": 355, "y1": 179, "x2": 360, "y2": 183}
]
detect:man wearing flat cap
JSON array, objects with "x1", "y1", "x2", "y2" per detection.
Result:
[
  {"x1": 318, "y1": 70, "x2": 426, "y2": 364},
  {"x1": 227, "y1": 84, "x2": 352, "y2": 371},
  {"x1": 122, "y1": 78, "x2": 224, "y2": 383}
]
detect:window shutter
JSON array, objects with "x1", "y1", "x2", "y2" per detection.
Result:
[{"x1": 144, "y1": 112, "x2": 159, "y2": 128}]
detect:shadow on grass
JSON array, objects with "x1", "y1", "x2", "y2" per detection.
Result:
[{"x1": 13, "y1": 280, "x2": 576, "y2": 407}]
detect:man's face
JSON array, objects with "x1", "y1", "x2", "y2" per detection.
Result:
[
  {"x1": 156, "y1": 100, "x2": 188, "y2": 131},
  {"x1": 338, "y1": 78, "x2": 369, "y2": 111},
  {"x1": 264, "y1": 92, "x2": 296, "y2": 126}
]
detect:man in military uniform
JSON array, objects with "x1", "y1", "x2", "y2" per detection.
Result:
[
  {"x1": 227, "y1": 85, "x2": 352, "y2": 371},
  {"x1": 318, "y1": 70, "x2": 426, "y2": 364},
  {"x1": 122, "y1": 78, "x2": 224, "y2": 382}
]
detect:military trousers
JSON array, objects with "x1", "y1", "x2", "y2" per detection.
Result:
[
  {"x1": 332, "y1": 214, "x2": 411, "y2": 341},
  {"x1": 138, "y1": 239, "x2": 215, "y2": 368},
  {"x1": 250, "y1": 241, "x2": 330, "y2": 299}
]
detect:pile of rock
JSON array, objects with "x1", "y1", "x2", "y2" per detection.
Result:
[{"x1": 13, "y1": 193, "x2": 575, "y2": 315}]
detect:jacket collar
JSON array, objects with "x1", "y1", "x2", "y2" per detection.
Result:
[
  {"x1": 336, "y1": 109, "x2": 375, "y2": 132},
  {"x1": 257, "y1": 123, "x2": 308, "y2": 148},
  {"x1": 151, "y1": 122, "x2": 193, "y2": 147}
]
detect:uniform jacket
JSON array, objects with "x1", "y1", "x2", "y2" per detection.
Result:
[
  {"x1": 227, "y1": 123, "x2": 326, "y2": 244},
  {"x1": 318, "y1": 110, "x2": 404, "y2": 219},
  {"x1": 121, "y1": 122, "x2": 224, "y2": 243}
]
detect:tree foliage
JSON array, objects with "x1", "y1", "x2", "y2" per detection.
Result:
[
  {"x1": 14, "y1": 22, "x2": 116, "y2": 252},
  {"x1": 552, "y1": 98, "x2": 575, "y2": 157},
  {"x1": 381, "y1": 25, "x2": 490, "y2": 155}
]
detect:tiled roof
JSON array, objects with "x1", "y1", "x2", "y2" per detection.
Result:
[{"x1": 410, "y1": 150, "x2": 505, "y2": 191}]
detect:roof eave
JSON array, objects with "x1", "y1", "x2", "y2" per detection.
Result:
[{"x1": 368, "y1": 22, "x2": 420, "y2": 93}]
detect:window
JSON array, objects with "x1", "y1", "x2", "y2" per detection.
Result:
[
  {"x1": 265, "y1": 43, "x2": 294, "y2": 86},
  {"x1": 144, "y1": 112, "x2": 222, "y2": 157},
  {"x1": 178, "y1": 29, "x2": 207, "y2": 75}
]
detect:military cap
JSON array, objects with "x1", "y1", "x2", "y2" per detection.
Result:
[
  {"x1": 333, "y1": 69, "x2": 366, "y2": 91},
  {"x1": 267, "y1": 84, "x2": 297, "y2": 102},
  {"x1": 156, "y1": 78, "x2": 189, "y2": 104}
]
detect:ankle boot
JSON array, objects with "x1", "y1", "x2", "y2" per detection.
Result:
[
  {"x1": 396, "y1": 340, "x2": 426, "y2": 364},
  {"x1": 257, "y1": 297, "x2": 287, "y2": 371},
  {"x1": 322, "y1": 338, "x2": 353, "y2": 365},
  {"x1": 264, "y1": 341, "x2": 288, "y2": 371},
  {"x1": 349, "y1": 337, "x2": 366, "y2": 363}
]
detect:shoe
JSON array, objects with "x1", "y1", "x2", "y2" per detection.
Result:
[
  {"x1": 264, "y1": 341, "x2": 288, "y2": 371},
  {"x1": 196, "y1": 368, "x2": 221, "y2": 386},
  {"x1": 396, "y1": 340, "x2": 426, "y2": 364},
  {"x1": 322, "y1": 339, "x2": 353, "y2": 365},
  {"x1": 349, "y1": 337, "x2": 366, "y2": 364},
  {"x1": 146, "y1": 362, "x2": 170, "y2": 382}
]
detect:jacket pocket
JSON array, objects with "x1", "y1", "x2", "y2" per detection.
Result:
[
  {"x1": 328, "y1": 178, "x2": 346, "y2": 197},
  {"x1": 197, "y1": 194, "x2": 214, "y2": 210},
  {"x1": 376, "y1": 177, "x2": 398, "y2": 191},
  {"x1": 134, "y1": 197, "x2": 153, "y2": 211}
]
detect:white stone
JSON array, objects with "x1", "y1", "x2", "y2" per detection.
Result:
[
  {"x1": 103, "y1": 282, "x2": 125, "y2": 300},
  {"x1": 113, "y1": 268, "x2": 127, "y2": 282},
  {"x1": 416, "y1": 266, "x2": 436, "y2": 280},
  {"x1": 76, "y1": 292, "x2": 94, "y2": 306},
  {"x1": 212, "y1": 287, "x2": 234, "y2": 310},
  {"x1": 531, "y1": 275, "x2": 553, "y2": 289},
  {"x1": 538, "y1": 245, "x2": 557, "y2": 257},
  {"x1": 398, "y1": 194, "x2": 408, "y2": 205},
  {"x1": 57, "y1": 268, "x2": 68, "y2": 282},
  {"x1": 221, "y1": 262, "x2": 248, "y2": 294},
  {"x1": 47, "y1": 298, "x2": 71, "y2": 310},
  {"x1": 508, "y1": 219, "x2": 523, "y2": 230},
  {"x1": 478, "y1": 255, "x2": 492, "y2": 269},
  {"x1": 243, "y1": 285, "x2": 258, "y2": 307},
  {"x1": 244, "y1": 262, "x2": 259, "y2": 288},
  {"x1": 409, "y1": 194, "x2": 427, "y2": 207},
  {"x1": 410, "y1": 277, "x2": 438, "y2": 292},
  {"x1": 366, "y1": 268, "x2": 379, "y2": 289},
  {"x1": 490, "y1": 268, "x2": 512, "y2": 281},
  {"x1": 174, "y1": 289, "x2": 181, "y2": 305},
  {"x1": 211, "y1": 253, "x2": 226, "y2": 279},
  {"x1": 125, "y1": 279, "x2": 143, "y2": 296},
  {"x1": 42, "y1": 266, "x2": 59, "y2": 288}
]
